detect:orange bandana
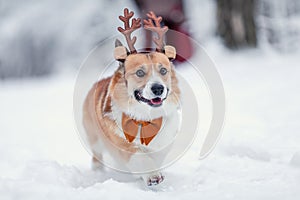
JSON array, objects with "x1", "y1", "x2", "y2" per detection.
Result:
[{"x1": 121, "y1": 113, "x2": 162, "y2": 145}]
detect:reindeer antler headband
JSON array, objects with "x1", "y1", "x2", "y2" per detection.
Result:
[
  {"x1": 117, "y1": 8, "x2": 141, "y2": 54},
  {"x1": 143, "y1": 11, "x2": 168, "y2": 52},
  {"x1": 117, "y1": 8, "x2": 168, "y2": 54}
]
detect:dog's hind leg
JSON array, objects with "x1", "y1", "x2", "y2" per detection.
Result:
[
  {"x1": 90, "y1": 140, "x2": 105, "y2": 170},
  {"x1": 91, "y1": 154, "x2": 104, "y2": 170}
]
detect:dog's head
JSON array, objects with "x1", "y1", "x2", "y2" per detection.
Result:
[
  {"x1": 110, "y1": 9, "x2": 180, "y2": 119},
  {"x1": 116, "y1": 41, "x2": 177, "y2": 106},
  {"x1": 113, "y1": 41, "x2": 179, "y2": 114}
]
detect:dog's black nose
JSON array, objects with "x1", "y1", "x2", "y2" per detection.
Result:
[{"x1": 151, "y1": 84, "x2": 164, "y2": 96}]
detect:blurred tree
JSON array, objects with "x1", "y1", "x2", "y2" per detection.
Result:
[
  {"x1": 216, "y1": 0, "x2": 257, "y2": 49},
  {"x1": 258, "y1": 0, "x2": 300, "y2": 51}
]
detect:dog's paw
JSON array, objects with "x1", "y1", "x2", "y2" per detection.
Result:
[{"x1": 146, "y1": 172, "x2": 165, "y2": 186}]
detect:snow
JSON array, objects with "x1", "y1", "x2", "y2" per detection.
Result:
[{"x1": 1, "y1": 0, "x2": 300, "y2": 199}]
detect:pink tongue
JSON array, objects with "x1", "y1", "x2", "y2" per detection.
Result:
[{"x1": 150, "y1": 98, "x2": 162, "y2": 105}]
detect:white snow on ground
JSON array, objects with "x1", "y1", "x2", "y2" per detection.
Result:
[{"x1": 1, "y1": 46, "x2": 300, "y2": 199}]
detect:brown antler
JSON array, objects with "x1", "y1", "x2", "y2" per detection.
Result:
[
  {"x1": 143, "y1": 11, "x2": 168, "y2": 52},
  {"x1": 118, "y1": 8, "x2": 141, "y2": 54}
]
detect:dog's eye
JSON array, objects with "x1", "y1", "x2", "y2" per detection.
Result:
[
  {"x1": 160, "y1": 67, "x2": 168, "y2": 75},
  {"x1": 136, "y1": 69, "x2": 145, "y2": 77}
]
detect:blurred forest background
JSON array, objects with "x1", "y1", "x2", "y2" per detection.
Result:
[{"x1": 0, "y1": 0, "x2": 299, "y2": 79}]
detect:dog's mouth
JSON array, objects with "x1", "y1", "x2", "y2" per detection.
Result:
[{"x1": 134, "y1": 90, "x2": 166, "y2": 107}]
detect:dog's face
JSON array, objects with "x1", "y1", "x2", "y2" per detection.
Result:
[
  {"x1": 113, "y1": 42, "x2": 179, "y2": 119},
  {"x1": 124, "y1": 52, "x2": 172, "y2": 108}
]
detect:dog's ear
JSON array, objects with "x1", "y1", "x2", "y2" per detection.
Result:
[
  {"x1": 164, "y1": 45, "x2": 176, "y2": 61},
  {"x1": 114, "y1": 39, "x2": 129, "y2": 62}
]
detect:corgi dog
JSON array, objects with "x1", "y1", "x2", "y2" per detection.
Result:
[{"x1": 83, "y1": 9, "x2": 180, "y2": 186}]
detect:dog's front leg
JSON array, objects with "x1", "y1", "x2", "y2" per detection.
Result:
[{"x1": 125, "y1": 149, "x2": 164, "y2": 186}]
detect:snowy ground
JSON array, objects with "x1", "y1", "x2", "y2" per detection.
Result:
[{"x1": 1, "y1": 45, "x2": 300, "y2": 199}]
